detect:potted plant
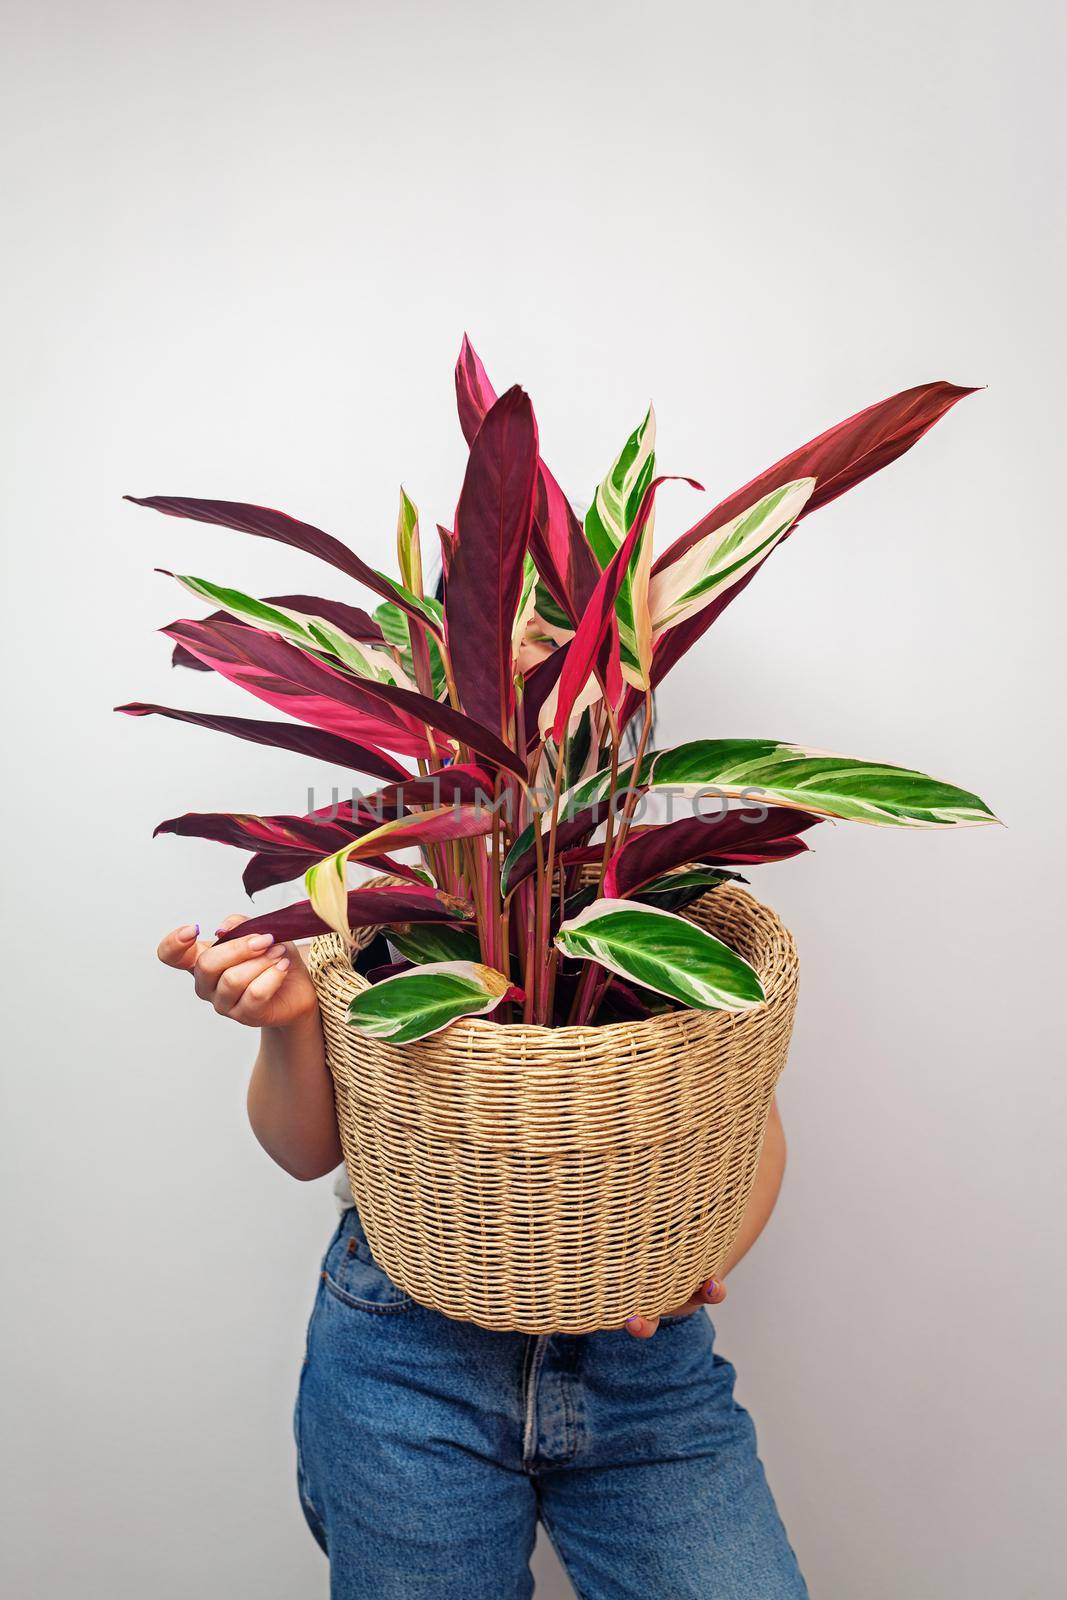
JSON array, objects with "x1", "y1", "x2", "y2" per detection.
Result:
[{"x1": 119, "y1": 338, "x2": 996, "y2": 1333}]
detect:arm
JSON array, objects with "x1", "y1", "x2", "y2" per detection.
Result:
[
  {"x1": 247, "y1": 1003, "x2": 340, "y2": 1180},
  {"x1": 720, "y1": 1096, "x2": 787, "y2": 1276},
  {"x1": 158, "y1": 914, "x2": 341, "y2": 1182},
  {"x1": 625, "y1": 1097, "x2": 787, "y2": 1338}
]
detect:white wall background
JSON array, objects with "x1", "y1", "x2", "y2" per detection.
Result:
[{"x1": 3, "y1": 2, "x2": 1064, "y2": 1595}]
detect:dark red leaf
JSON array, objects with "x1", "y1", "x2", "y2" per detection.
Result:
[
  {"x1": 154, "y1": 810, "x2": 367, "y2": 854},
  {"x1": 644, "y1": 382, "x2": 977, "y2": 690},
  {"x1": 654, "y1": 381, "x2": 977, "y2": 577},
  {"x1": 532, "y1": 467, "x2": 602, "y2": 624},
  {"x1": 520, "y1": 650, "x2": 565, "y2": 750},
  {"x1": 241, "y1": 792, "x2": 495, "y2": 897},
  {"x1": 373, "y1": 763, "x2": 495, "y2": 811},
  {"x1": 214, "y1": 883, "x2": 472, "y2": 944},
  {"x1": 437, "y1": 525, "x2": 457, "y2": 577},
  {"x1": 150, "y1": 807, "x2": 419, "y2": 896},
  {"x1": 445, "y1": 386, "x2": 539, "y2": 738},
  {"x1": 455, "y1": 336, "x2": 601, "y2": 631},
  {"x1": 115, "y1": 703, "x2": 413, "y2": 783},
  {"x1": 603, "y1": 807, "x2": 822, "y2": 897},
  {"x1": 237, "y1": 767, "x2": 495, "y2": 893},
  {"x1": 243, "y1": 848, "x2": 421, "y2": 896},
  {"x1": 600, "y1": 977, "x2": 655, "y2": 1020},
  {"x1": 127, "y1": 495, "x2": 435, "y2": 633},
  {"x1": 364, "y1": 959, "x2": 415, "y2": 984},
  {"x1": 455, "y1": 334, "x2": 498, "y2": 447}
]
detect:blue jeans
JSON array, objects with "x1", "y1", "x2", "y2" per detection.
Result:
[{"x1": 295, "y1": 1207, "x2": 807, "y2": 1599}]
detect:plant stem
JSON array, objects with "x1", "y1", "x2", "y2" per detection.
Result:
[
  {"x1": 613, "y1": 689, "x2": 653, "y2": 856},
  {"x1": 568, "y1": 959, "x2": 602, "y2": 1026},
  {"x1": 528, "y1": 749, "x2": 549, "y2": 1020},
  {"x1": 540, "y1": 745, "x2": 567, "y2": 1023},
  {"x1": 596, "y1": 701, "x2": 623, "y2": 891},
  {"x1": 490, "y1": 775, "x2": 505, "y2": 971}
]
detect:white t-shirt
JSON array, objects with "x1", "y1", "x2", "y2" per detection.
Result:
[{"x1": 332, "y1": 1164, "x2": 356, "y2": 1212}]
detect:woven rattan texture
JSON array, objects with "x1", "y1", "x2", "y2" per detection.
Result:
[{"x1": 308, "y1": 884, "x2": 798, "y2": 1333}]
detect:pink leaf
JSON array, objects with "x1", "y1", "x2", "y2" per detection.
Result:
[{"x1": 163, "y1": 616, "x2": 528, "y2": 777}]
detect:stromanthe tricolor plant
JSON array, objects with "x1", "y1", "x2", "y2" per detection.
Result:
[{"x1": 119, "y1": 339, "x2": 998, "y2": 1038}]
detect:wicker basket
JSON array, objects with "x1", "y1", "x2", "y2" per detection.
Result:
[{"x1": 307, "y1": 883, "x2": 798, "y2": 1334}]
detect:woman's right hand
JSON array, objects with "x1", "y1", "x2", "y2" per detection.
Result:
[{"x1": 157, "y1": 914, "x2": 319, "y2": 1030}]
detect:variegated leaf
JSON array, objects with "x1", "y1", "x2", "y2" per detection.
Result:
[
  {"x1": 634, "y1": 867, "x2": 745, "y2": 913},
  {"x1": 512, "y1": 552, "x2": 539, "y2": 655},
  {"x1": 306, "y1": 806, "x2": 494, "y2": 939},
  {"x1": 554, "y1": 898, "x2": 765, "y2": 1011},
  {"x1": 387, "y1": 924, "x2": 482, "y2": 965},
  {"x1": 650, "y1": 740, "x2": 999, "y2": 827},
  {"x1": 374, "y1": 598, "x2": 448, "y2": 698},
  {"x1": 647, "y1": 478, "x2": 815, "y2": 636},
  {"x1": 585, "y1": 406, "x2": 656, "y2": 688},
  {"x1": 347, "y1": 961, "x2": 516, "y2": 1042},
  {"x1": 169, "y1": 573, "x2": 412, "y2": 686},
  {"x1": 536, "y1": 658, "x2": 603, "y2": 740},
  {"x1": 396, "y1": 487, "x2": 423, "y2": 597},
  {"x1": 562, "y1": 748, "x2": 658, "y2": 814}
]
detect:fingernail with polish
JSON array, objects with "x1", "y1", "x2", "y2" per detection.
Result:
[
  {"x1": 702, "y1": 1278, "x2": 720, "y2": 1299},
  {"x1": 275, "y1": 957, "x2": 290, "y2": 972},
  {"x1": 248, "y1": 933, "x2": 274, "y2": 950},
  {"x1": 178, "y1": 924, "x2": 198, "y2": 941},
  {"x1": 626, "y1": 1314, "x2": 641, "y2": 1328}
]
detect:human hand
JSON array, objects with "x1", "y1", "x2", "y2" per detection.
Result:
[
  {"x1": 156, "y1": 913, "x2": 319, "y2": 1030},
  {"x1": 624, "y1": 1275, "x2": 728, "y2": 1338}
]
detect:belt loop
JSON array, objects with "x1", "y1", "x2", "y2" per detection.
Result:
[{"x1": 521, "y1": 1335, "x2": 550, "y2": 1466}]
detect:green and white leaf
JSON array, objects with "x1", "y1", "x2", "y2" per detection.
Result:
[
  {"x1": 647, "y1": 478, "x2": 815, "y2": 636},
  {"x1": 635, "y1": 867, "x2": 745, "y2": 912},
  {"x1": 171, "y1": 573, "x2": 411, "y2": 686},
  {"x1": 374, "y1": 598, "x2": 447, "y2": 698},
  {"x1": 585, "y1": 405, "x2": 656, "y2": 687},
  {"x1": 347, "y1": 961, "x2": 514, "y2": 1042},
  {"x1": 532, "y1": 581, "x2": 575, "y2": 638},
  {"x1": 395, "y1": 487, "x2": 423, "y2": 597},
  {"x1": 650, "y1": 739, "x2": 999, "y2": 827},
  {"x1": 373, "y1": 571, "x2": 442, "y2": 630},
  {"x1": 303, "y1": 619, "x2": 414, "y2": 686},
  {"x1": 563, "y1": 706, "x2": 595, "y2": 788},
  {"x1": 305, "y1": 808, "x2": 455, "y2": 940},
  {"x1": 499, "y1": 816, "x2": 539, "y2": 897},
  {"x1": 387, "y1": 924, "x2": 482, "y2": 966},
  {"x1": 305, "y1": 843, "x2": 355, "y2": 942},
  {"x1": 511, "y1": 552, "x2": 539, "y2": 654},
  {"x1": 562, "y1": 748, "x2": 658, "y2": 814},
  {"x1": 555, "y1": 899, "x2": 765, "y2": 1012}
]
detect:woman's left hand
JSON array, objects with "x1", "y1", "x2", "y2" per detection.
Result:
[
  {"x1": 623, "y1": 1099, "x2": 788, "y2": 1338},
  {"x1": 624, "y1": 1276, "x2": 727, "y2": 1338}
]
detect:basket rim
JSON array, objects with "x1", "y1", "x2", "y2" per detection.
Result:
[{"x1": 307, "y1": 881, "x2": 797, "y2": 1050}]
